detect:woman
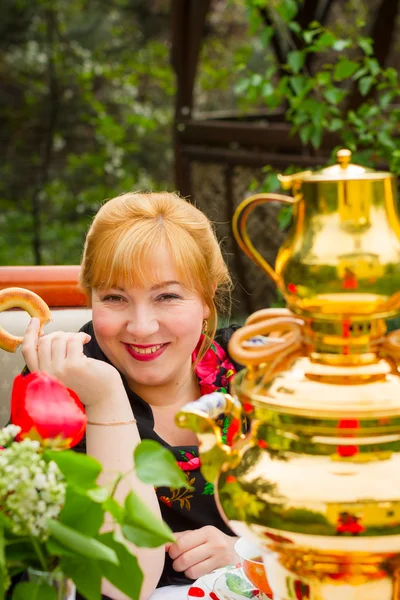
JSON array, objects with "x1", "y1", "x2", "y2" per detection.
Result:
[{"x1": 22, "y1": 192, "x2": 242, "y2": 600}]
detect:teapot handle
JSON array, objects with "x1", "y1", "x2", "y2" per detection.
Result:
[
  {"x1": 175, "y1": 392, "x2": 243, "y2": 483},
  {"x1": 232, "y1": 193, "x2": 297, "y2": 285}
]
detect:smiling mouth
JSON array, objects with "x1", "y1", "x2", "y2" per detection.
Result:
[{"x1": 128, "y1": 343, "x2": 166, "y2": 355}]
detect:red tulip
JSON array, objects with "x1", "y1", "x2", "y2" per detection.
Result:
[{"x1": 11, "y1": 372, "x2": 87, "y2": 448}]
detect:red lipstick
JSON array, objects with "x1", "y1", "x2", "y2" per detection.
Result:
[{"x1": 124, "y1": 343, "x2": 168, "y2": 362}]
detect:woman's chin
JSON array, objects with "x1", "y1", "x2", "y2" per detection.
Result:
[{"x1": 125, "y1": 369, "x2": 171, "y2": 389}]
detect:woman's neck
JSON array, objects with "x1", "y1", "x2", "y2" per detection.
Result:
[{"x1": 127, "y1": 359, "x2": 201, "y2": 409}]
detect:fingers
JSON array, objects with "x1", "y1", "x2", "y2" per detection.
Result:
[
  {"x1": 168, "y1": 527, "x2": 237, "y2": 580},
  {"x1": 66, "y1": 334, "x2": 90, "y2": 361},
  {"x1": 21, "y1": 317, "x2": 41, "y2": 372},
  {"x1": 22, "y1": 323, "x2": 91, "y2": 376},
  {"x1": 170, "y1": 543, "x2": 210, "y2": 576},
  {"x1": 181, "y1": 558, "x2": 218, "y2": 581},
  {"x1": 167, "y1": 529, "x2": 203, "y2": 560}
]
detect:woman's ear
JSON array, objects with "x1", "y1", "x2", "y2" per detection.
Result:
[
  {"x1": 203, "y1": 283, "x2": 216, "y2": 319},
  {"x1": 203, "y1": 303, "x2": 211, "y2": 320}
]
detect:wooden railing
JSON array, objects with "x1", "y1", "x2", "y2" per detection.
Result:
[{"x1": 0, "y1": 266, "x2": 86, "y2": 307}]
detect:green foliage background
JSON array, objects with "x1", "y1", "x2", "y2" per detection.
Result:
[
  {"x1": 1, "y1": 0, "x2": 400, "y2": 268},
  {"x1": 0, "y1": 0, "x2": 252, "y2": 266},
  {"x1": 0, "y1": 0, "x2": 177, "y2": 266}
]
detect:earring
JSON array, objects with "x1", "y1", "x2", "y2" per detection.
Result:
[{"x1": 202, "y1": 319, "x2": 208, "y2": 334}]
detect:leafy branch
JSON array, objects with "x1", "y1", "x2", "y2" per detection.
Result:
[{"x1": 238, "y1": 0, "x2": 400, "y2": 172}]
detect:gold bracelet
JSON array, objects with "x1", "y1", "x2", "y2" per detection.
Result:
[{"x1": 87, "y1": 419, "x2": 137, "y2": 426}]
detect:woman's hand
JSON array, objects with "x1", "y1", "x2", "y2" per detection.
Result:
[
  {"x1": 166, "y1": 526, "x2": 239, "y2": 580},
  {"x1": 21, "y1": 317, "x2": 123, "y2": 408}
]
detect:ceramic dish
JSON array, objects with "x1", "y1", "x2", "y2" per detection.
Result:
[
  {"x1": 187, "y1": 564, "x2": 239, "y2": 599},
  {"x1": 213, "y1": 566, "x2": 270, "y2": 599},
  {"x1": 187, "y1": 565, "x2": 266, "y2": 600}
]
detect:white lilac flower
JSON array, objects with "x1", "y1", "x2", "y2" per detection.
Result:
[
  {"x1": 0, "y1": 430, "x2": 66, "y2": 541},
  {"x1": 0, "y1": 424, "x2": 21, "y2": 447}
]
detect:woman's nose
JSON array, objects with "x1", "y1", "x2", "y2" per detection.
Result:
[{"x1": 125, "y1": 308, "x2": 159, "y2": 339}]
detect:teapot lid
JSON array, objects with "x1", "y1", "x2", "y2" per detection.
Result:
[{"x1": 279, "y1": 149, "x2": 392, "y2": 187}]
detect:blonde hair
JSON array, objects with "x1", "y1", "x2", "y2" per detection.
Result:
[{"x1": 79, "y1": 191, "x2": 232, "y2": 360}]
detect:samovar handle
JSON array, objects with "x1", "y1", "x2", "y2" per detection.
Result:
[
  {"x1": 232, "y1": 192, "x2": 299, "y2": 285},
  {"x1": 175, "y1": 392, "x2": 243, "y2": 483}
]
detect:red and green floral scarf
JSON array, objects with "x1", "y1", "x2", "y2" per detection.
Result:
[{"x1": 175, "y1": 335, "x2": 237, "y2": 473}]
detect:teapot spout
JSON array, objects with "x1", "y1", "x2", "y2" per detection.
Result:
[
  {"x1": 278, "y1": 170, "x2": 312, "y2": 190},
  {"x1": 175, "y1": 392, "x2": 242, "y2": 484}
]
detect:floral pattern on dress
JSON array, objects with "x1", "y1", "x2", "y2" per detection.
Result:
[
  {"x1": 193, "y1": 336, "x2": 236, "y2": 396},
  {"x1": 159, "y1": 474, "x2": 196, "y2": 511},
  {"x1": 156, "y1": 335, "x2": 237, "y2": 511}
]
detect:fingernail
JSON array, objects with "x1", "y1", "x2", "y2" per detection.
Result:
[{"x1": 30, "y1": 317, "x2": 40, "y2": 326}]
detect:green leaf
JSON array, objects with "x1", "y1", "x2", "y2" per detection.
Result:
[
  {"x1": 287, "y1": 51, "x2": 305, "y2": 74},
  {"x1": 303, "y1": 26, "x2": 322, "y2": 44},
  {"x1": 379, "y1": 91, "x2": 393, "y2": 109},
  {"x1": 289, "y1": 75, "x2": 309, "y2": 96},
  {"x1": 45, "y1": 451, "x2": 102, "y2": 490},
  {"x1": 260, "y1": 26, "x2": 274, "y2": 48},
  {"x1": 323, "y1": 88, "x2": 346, "y2": 105},
  {"x1": 327, "y1": 118, "x2": 343, "y2": 132},
  {"x1": 359, "y1": 76, "x2": 375, "y2": 96},
  {"x1": 12, "y1": 582, "x2": 57, "y2": 600},
  {"x1": 316, "y1": 71, "x2": 331, "y2": 85},
  {"x1": 261, "y1": 82, "x2": 274, "y2": 97},
  {"x1": 378, "y1": 130, "x2": 396, "y2": 150},
  {"x1": 98, "y1": 533, "x2": 143, "y2": 599},
  {"x1": 333, "y1": 59, "x2": 359, "y2": 81},
  {"x1": 59, "y1": 488, "x2": 104, "y2": 536},
  {"x1": 353, "y1": 66, "x2": 368, "y2": 80},
  {"x1": 234, "y1": 78, "x2": 249, "y2": 96},
  {"x1": 47, "y1": 520, "x2": 118, "y2": 565},
  {"x1": 46, "y1": 539, "x2": 79, "y2": 559},
  {"x1": 310, "y1": 126, "x2": 322, "y2": 149},
  {"x1": 86, "y1": 487, "x2": 109, "y2": 503},
  {"x1": 202, "y1": 482, "x2": 215, "y2": 495},
  {"x1": 122, "y1": 490, "x2": 175, "y2": 547},
  {"x1": 60, "y1": 558, "x2": 102, "y2": 600},
  {"x1": 278, "y1": 205, "x2": 293, "y2": 230},
  {"x1": 0, "y1": 525, "x2": 4, "y2": 570},
  {"x1": 225, "y1": 573, "x2": 253, "y2": 598},
  {"x1": 103, "y1": 497, "x2": 124, "y2": 522},
  {"x1": 366, "y1": 58, "x2": 380, "y2": 77},
  {"x1": 299, "y1": 123, "x2": 313, "y2": 145},
  {"x1": 6, "y1": 540, "x2": 37, "y2": 564},
  {"x1": 359, "y1": 37, "x2": 374, "y2": 56},
  {"x1": 385, "y1": 67, "x2": 398, "y2": 85},
  {"x1": 314, "y1": 31, "x2": 336, "y2": 51},
  {"x1": 333, "y1": 39, "x2": 351, "y2": 51},
  {"x1": 250, "y1": 73, "x2": 262, "y2": 87},
  {"x1": 276, "y1": 0, "x2": 298, "y2": 22},
  {"x1": 288, "y1": 21, "x2": 301, "y2": 34},
  {"x1": 0, "y1": 567, "x2": 5, "y2": 600},
  {"x1": 134, "y1": 440, "x2": 189, "y2": 488}
]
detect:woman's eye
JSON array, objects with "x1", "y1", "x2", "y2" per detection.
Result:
[
  {"x1": 103, "y1": 295, "x2": 124, "y2": 302},
  {"x1": 157, "y1": 294, "x2": 180, "y2": 302}
]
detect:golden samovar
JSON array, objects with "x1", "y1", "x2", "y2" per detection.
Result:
[{"x1": 177, "y1": 150, "x2": 400, "y2": 599}]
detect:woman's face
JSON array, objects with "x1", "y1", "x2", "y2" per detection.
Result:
[{"x1": 91, "y1": 250, "x2": 210, "y2": 392}]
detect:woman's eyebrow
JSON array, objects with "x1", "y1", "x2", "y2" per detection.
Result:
[{"x1": 149, "y1": 280, "x2": 181, "y2": 291}]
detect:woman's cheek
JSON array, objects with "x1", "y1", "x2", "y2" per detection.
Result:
[
  {"x1": 92, "y1": 310, "x2": 119, "y2": 337},
  {"x1": 169, "y1": 308, "x2": 203, "y2": 337}
]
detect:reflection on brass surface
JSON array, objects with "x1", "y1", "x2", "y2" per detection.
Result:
[{"x1": 177, "y1": 150, "x2": 400, "y2": 599}]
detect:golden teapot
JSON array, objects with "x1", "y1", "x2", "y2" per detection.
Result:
[
  {"x1": 177, "y1": 151, "x2": 400, "y2": 600},
  {"x1": 233, "y1": 148, "x2": 400, "y2": 319}
]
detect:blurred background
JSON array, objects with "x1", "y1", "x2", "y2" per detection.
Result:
[{"x1": 1, "y1": 0, "x2": 399, "y2": 319}]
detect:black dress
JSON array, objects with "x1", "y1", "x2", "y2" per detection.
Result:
[{"x1": 76, "y1": 321, "x2": 243, "y2": 591}]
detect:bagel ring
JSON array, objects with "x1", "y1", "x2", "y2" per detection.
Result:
[{"x1": 0, "y1": 287, "x2": 51, "y2": 353}]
